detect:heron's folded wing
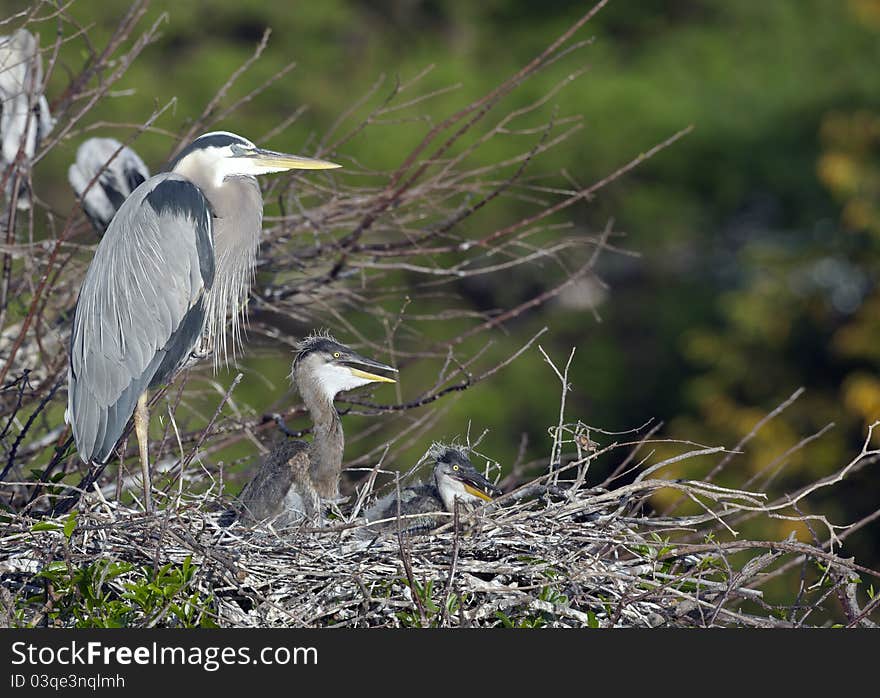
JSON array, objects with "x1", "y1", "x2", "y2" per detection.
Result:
[
  {"x1": 67, "y1": 173, "x2": 215, "y2": 463},
  {"x1": 232, "y1": 440, "x2": 310, "y2": 524}
]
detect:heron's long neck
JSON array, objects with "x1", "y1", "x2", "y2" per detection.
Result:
[
  {"x1": 299, "y1": 379, "x2": 344, "y2": 499},
  {"x1": 189, "y1": 173, "x2": 263, "y2": 368}
]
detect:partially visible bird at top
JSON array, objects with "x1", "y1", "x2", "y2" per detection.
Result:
[
  {"x1": 220, "y1": 333, "x2": 397, "y2": 528},
  {"x1": 361, "y1": 445, "x2": 502, "y2": 537},
  {"x1": 64, "y1": 131, "x2": 341, "y2": 514},
  {"x1": 0, "y1": 28, "x2": 54, "y2": 210},
  {"x1": 68, "y1": 137, "x2": 150, "y2": 234}
]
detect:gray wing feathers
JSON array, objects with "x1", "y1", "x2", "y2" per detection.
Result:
[
  {"x1": 224, "y1": 439, "x2": 312, "y2": 525},
  {"x1": 67, "y1": 173, "x2": 214, "y2": 463},
  {"x1": 358, "y1": 483, "x2": 446, "y2": 539}
]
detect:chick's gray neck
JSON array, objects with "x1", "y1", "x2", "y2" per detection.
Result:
[{"x1": 297, "y1": 371, "x2": 344, "y2": 499}]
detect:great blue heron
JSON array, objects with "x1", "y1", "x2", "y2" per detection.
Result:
[
  {"x1": 220, "y1": 333, "x2": 396, "y2": 527},
  {"x1": 0, "y1": 28, "x2": 54, "y2": 209},
  {"x1": 362, "y1": 445, "x2": 502, "y2": 536},
  {"x1": 68, "y1": 137, "x2": 150, "y2": 234},
  {"x1": 66, "y1": 131, "x2": 340, "y2": 512}
]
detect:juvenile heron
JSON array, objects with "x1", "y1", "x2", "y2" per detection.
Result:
[
  {"x1": 66, "y1": 131, "x2": 340, "y2": 512},
  {"x1": 221, "y1": 334, "x2": 396, "y2": 527},
  {"x1": 0, "y1": 29, "x2": 54, "y2": 209},
  {"x1": 68, "y1": 137, "x2": 150, "y2": 234},
  {"x1": 362, "y1": 446, "x2": 502, "y2": 536}
]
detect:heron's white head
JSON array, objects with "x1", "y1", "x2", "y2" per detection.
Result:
[
  {"x1": 291, "y1": 332, "x2": 397, "y2": 403},
  {"x1": 169, "y1": 131, "x2": 340, "y2": 187},
  {"x1": 431, "y1": 446, "x2": 503, "y2": 512}
]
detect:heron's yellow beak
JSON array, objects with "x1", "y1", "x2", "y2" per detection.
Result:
[
  {"x1": 348, "y1": 367, "x2": 396, "y2": 384},
  {"x1": 253, "y1": 149, "x2": 341, "y2": 171},
  {"x1": 463, "y1": 483, "x2": 494, "y2": 502}
]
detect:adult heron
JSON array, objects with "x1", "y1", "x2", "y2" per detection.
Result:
[
  {"x1": 0, "y1": 29, "x2": 54, "y2": 209},
  {"x1": 68, "y1": 137, "x2": 150, "y2": 234},
  {"x1": 220, "y1": 333, "x2": 397, "y2": 527},
  {"x1": 66, "y1": 131, "x2": 340, "y2": 512},
  {"x1": 362, "y1": 445, "x2": 502, "y2": 536}
]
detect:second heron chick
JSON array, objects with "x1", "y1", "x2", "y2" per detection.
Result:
[
  {"x1": 222, "y1": 333, "x2": 396, "y2": 528},
  {"x1": 362, "y1": 446, "x2": 502, "y2": 536}
]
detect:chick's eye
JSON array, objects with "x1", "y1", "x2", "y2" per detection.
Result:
[{"x1": 333, "y1": 352, "x2": 340, "y2": 358}]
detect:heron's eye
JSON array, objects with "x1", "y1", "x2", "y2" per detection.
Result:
[
  {"x1": 453, "y1": 464, "x2": 459, "y2": 471},
  {"x1": 333, "y1": 352, "x2": 341, "y2": 358}
]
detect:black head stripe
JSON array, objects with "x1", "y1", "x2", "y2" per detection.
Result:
[
  {"x1": 166, "y1": 133, "x2": 252, "y2": 171},
  {"x1": 294, "y1": 336, "x2": 344, "y2": 365},
  {"x1": 437, "y1": 447, "x2": 470, "y2": 466}
]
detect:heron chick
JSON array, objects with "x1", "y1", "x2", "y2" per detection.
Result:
[
  {"x1": 362, "y1": 445, "x2": 502, "y2": 536},
  {"x1": 221, "y1": 333, "x2": 396, "y2": 528},
  {"x1": 66, "y1": 131, "x2": 340, "y2": 512}
]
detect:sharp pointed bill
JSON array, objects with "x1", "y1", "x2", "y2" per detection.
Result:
[
  {"x1": 245, "y1": 149, "x2": 341, "y2": 173},
  {"x1": 348, "y1": 367, "x2": 396, "y2": 384},
  {"x1": 344, "y1": 352, "x2": 398, "y2": 384},
  {"x1": 463, "y1": 482, "x2": 495, "y2": 502},
  {"x1": 454, "y1": 466, "x2": 502, "y2": 500}
]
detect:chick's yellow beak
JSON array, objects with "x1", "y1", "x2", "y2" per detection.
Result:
[
  {"x1": 463, "y1": 483, "x2": 494, "y2": 502},
  {"x1": 349, "y1": 367, "x2": 396, "y2": 384}
]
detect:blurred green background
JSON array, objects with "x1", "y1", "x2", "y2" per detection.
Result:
[{"x1": 5, "y1": 0, "x2": 880, "y2": 576}]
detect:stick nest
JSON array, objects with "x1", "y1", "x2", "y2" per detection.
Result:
[{"x1": 2, "y1": 447, "x2": 874, "y2": 628}]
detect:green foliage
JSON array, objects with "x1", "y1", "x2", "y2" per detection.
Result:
[
  {"x1": 494, "y1": 585, "x2": 574, "y2": 628},
  {"x1": 394, "y1": 576, "x2": 465, "y2": 628},
  {"x1": 495, "y1": 610, "x2": 547, "y2": 629},
  {"x1": 16, "y1": 556, "x2": 216, "y2": 628}
]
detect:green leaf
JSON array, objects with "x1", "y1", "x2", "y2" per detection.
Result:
[
  {"x1": 495, "y1": 611, "x2": 514, "y2": 628},
  {"x1": 31, "y1": 522, "x2": 62, "y2": 533},
  {"x1": 63, "y1": 512, "x2": 78, "y2": 540}
]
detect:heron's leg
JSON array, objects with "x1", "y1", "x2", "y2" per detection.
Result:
[{"x1": 133, "y1": 392, "x2": 153, "y2": 513}]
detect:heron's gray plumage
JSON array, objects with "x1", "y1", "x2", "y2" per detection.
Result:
[
  {"x1": 68, "y1": 137, "x2": 150, "y2": 233},
  {"x1": 67, "y1": 173, "x2": 214, "y2": 463},
  {"x1": 0, "y1": 29, "x2": 54, "y2": 208},
  {"x1": 220, "y1": 438, "x2": 320, "y2": 526},
  {"x1": 66, "y1": 131, "x2": 340, "y2": 512},
  {"x1": 363, "y1": 482, "x2": 446, "y2": 536}
]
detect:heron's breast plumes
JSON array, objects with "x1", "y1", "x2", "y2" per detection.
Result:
[{"x1": 201, "y1": 177, "x2": 263, "y2": 369}]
